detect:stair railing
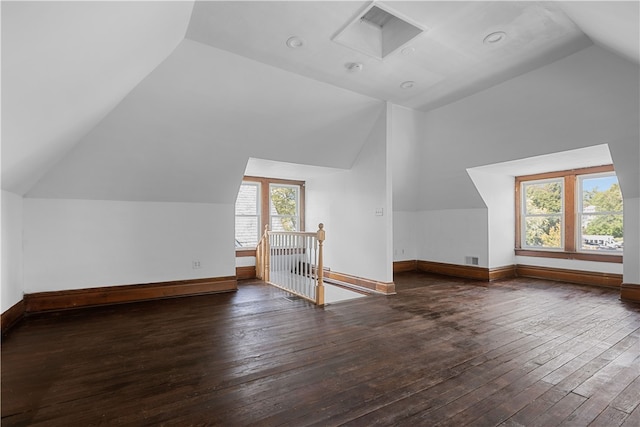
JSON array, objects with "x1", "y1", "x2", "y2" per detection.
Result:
[{"x1": 256, "y1": 223, "x2": 325, "y2": 306}]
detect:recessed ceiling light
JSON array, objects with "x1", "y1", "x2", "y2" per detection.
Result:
[
  {"x1": 483, "y1": 31, "x2": 507, "y2": 45},
  {"x1": 401, "y1": 46, "x2": 415, "y2": 55},
  {"x1": 286, "y1": 36, "x2": 304, "y2": 49},
  {"x1": 400, "y1": 81, "x2": 415, "y2": 89},
  {"x1": 346, "y1": 62, "x2": 363, "y2": 73}
]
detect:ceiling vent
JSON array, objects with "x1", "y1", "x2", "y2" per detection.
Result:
[{"x1": 333, "y1": 3, "x2": 426, "y2": 60}]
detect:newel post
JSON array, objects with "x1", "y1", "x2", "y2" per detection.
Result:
[
  {"x1": 263, "y1": 224, "x2": 270, "y2": 283},
  {"x1": 316, "y1": 223, "x2": 325, "y2": 306}
]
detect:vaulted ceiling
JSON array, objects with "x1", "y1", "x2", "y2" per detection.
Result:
[
  {"x1": 2, "y1": 1, "x2": 194, "y2": 195},
  {"x1": 2, "y1": 1, "x2": 638, "y2": 201}
]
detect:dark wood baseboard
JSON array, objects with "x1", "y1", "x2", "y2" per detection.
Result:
[
  {"x1": 24, "y1": 277, "x2": 237, "y2": 313},
  {"x1": 620, "y1": 283, "x2": 640, "y2": 303},
  {"x1": 325, "y1": 271, "x2": 395, "y2": 295},
  {"x1": 410, "y1": 260, "x2": 622, "y2": 289},
  {"x1": 417, "y1": 260, "x2": 492, "y2": 281},
  {"x1": 393, "y1": 260, "x2": 418, "y2": 273},
  {"x1": 490, "y1": 265, "x2": 517, "y2": 281},
  {"x1": 236, "y1": 266, "x2": 256, "y2": 280},
  {"x1": 1, "y1": 299, "x2": 25, "y2": 336},
  {"x1": 516, "y1": 265, "x2": 622, "y2": 289}
]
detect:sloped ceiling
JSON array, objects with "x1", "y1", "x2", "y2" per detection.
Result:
[
  {"x1": 26, "y1": 40, "x2": 384, "y2": 203},
  {"x1": 419, "y1": 45, "x2": 639, "y2": 210},
  {"x1": 2, "y1": 1, "x2": 639, "y2": 201},
  {"x1": 1, "y1": 1, "x2": 194, "y2": 195},
  {"x1": 559, "y1": 1, "x2": 640, "y2": 65}
]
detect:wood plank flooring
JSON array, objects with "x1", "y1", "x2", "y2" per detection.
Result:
[{"x1": 2, "y1": 272, "x2": 639, "y2": 426}]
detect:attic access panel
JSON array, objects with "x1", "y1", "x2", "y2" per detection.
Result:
[{"x1": 333, "y1": 3, "x2": 426, "y2": 60}]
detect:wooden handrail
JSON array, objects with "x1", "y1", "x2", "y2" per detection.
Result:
[
  {"x1": 268, "y1": 230, "x2": 320, "y2": 238},
  {"x1": 255, "y1": 223, "x2": 325, "y2": 306}
]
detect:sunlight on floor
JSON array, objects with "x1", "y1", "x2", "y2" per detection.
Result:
[{"x1": 323, "y1": 283, "x2": 366, "y2": 304}]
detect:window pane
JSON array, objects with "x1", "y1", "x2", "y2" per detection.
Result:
[
  {"x1": 580, "y1": 214, "x2": 623, "y2": 251},
  {"x1": 271, "y1": 216, "x2": 298, "y2": 232},
  {"x1": 522, "y1": 179, "x2": 563, "y2": 250},
  {"x1": 270, "y1": 185, "x2": 298, "y2": 215},
  {"x1": 524, "y1": 216, "x2": 562, "y2": 249},
  {"x1": 524, "y1": 181, "x2": 562, "y2": 214},
  {"x1": 235, "y1": 182, "x2": 260, "y2": 248},
  {"x1": 581, "y1": 176, "x2": 623, "y2": 213},
  {"x1": 270, "y1": 185, "x2": 299, "y2": 231},
  {"x1": 235, "y1": 183, "x2": 258, "y2": 215},
  {"x1": 579, "y1": 174, "x2": 623, "y2": 253},
  {"x1": 235, "y1": 216, "x2": 259, "y2": 248}
]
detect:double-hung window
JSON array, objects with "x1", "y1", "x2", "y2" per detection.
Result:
[
  {"x1": 234, "y1": 177, "x2": 305, "y2": 251},
  {"x1": 578, "y1": 173, "x2": 624, "y2": 252},
  {"x1": 521, "y1": 178, "x2": 564, "y2": 250},
  {"x1": 235, "y1": 182, "x2": 261, "y2": 248},
  {"x1": 269, "y1": 183, "x2": 300, "y2": 232},
  {"x1": 516, "y1": 165, "x2": 623, "y2": 262}
]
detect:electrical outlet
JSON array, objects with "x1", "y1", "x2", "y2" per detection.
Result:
[
  {"x1": 375, "y1": 208, "x2": 384, "y2": 216},
  {"x1": 192, "y1": 260, "x2": 201, "y2": 269}
]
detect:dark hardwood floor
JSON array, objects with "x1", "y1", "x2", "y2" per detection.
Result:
[{"x1": 2, "y1": 272, "x2": 639, "y2": 426}]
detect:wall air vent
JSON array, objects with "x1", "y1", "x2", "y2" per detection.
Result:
[{"x1": 333, "y1": 3, "x2": 426, "y2": 60}]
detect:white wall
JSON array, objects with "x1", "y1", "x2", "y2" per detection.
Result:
[
  {"x1": 235, "y1": 256, "x2": 256, "y2": 268},
  {"x1": 476, "y1": 172, "x2": 514, "y2": 269},
  {"x1": 515, "y1": 256, "x2": 623, "y2": 275},
  {"x1": 306, "y1": 107, "x2": 393, "y2": 283},
  {"x1": 393, "y1": 211, "x2": 418, "y2": 262},
  {"x1": 390, "y1": 104, "x2": 421, "y2": 212},
  {"x1": 466, "y1": 169, "x2": 516, "y2": 269},
  {"x1": 416, "y1": 45, "x2": 639, "y2": 279},
  {"x1": 389, "y1": 104, "x2": 421, "y2": 262},
  {"x1": 23, "y1": 198, "x2": 235, "y2": 293},
  {"x1": 416, "y1": 209, "x2": 488, "y2": 267},
  {"x1": 1, "y1": 191, "x2": 24, "y2": 312},
  {"x1": 611, "y1": 147, "x2": 640, "y2": 284},
  {"x1": 624, "y1": 198, "x2": 640, "y2": 283}
]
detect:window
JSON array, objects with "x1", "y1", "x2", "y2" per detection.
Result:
[
  {"x1": 235, "y1": 182, "x2": 261, "y2": 248},
  {"x1": 269, "y1": 183, "x2": 300, "y2": 232},
  {"x1": 521, "y1": 178, "x2": 564, "y2": 250},
  {"x1": 578, "y1": 173, "x2": 624, "y2": 252},
  {"x1": 516, "y1": 165, "x2": 623, "y2": 263},
  {"x1": 234, "y1": 176, "x2": 305, "y2": 251}
]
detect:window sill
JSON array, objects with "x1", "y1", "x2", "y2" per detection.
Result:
[{"x1": 515, "y1": 249, "x2": 622, "y2": 263}]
